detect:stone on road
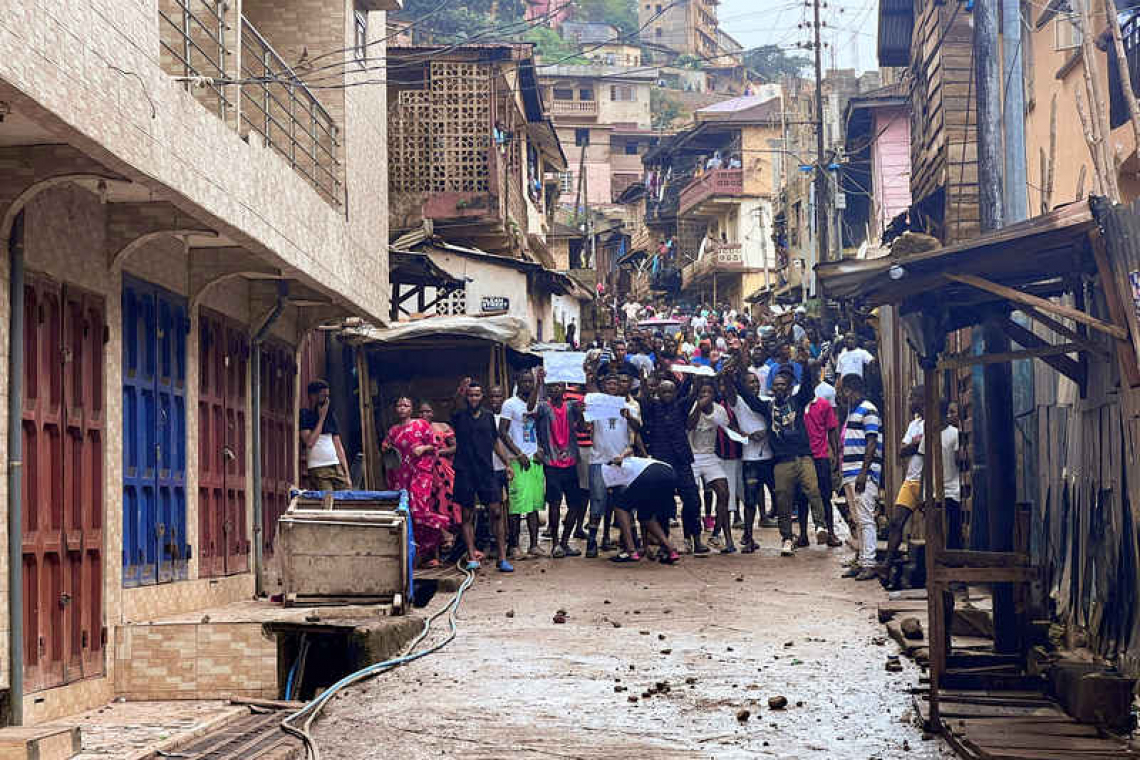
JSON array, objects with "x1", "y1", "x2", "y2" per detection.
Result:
[{"x1": 314, "y1": 542, "x2": 954, "y2": 759}]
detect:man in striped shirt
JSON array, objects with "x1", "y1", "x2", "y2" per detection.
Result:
[{"x1": 840, "y1": 373, "x2": 882, "y2": 579}]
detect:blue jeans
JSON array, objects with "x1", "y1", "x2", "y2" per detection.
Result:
[{"x1": 588, "y1": 463, "x2": 609, "y2": 522}]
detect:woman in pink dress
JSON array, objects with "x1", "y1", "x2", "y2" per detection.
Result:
[
  {"x1": 418, "y1": 402, "x2": 464, "y2": 532},
  {"x1": 383, "y1": 396, "x2": 450, "y2": 567}
]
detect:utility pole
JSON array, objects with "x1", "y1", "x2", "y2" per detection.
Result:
[
  {"x1": 973, "y1": 0, "x2": 1018, "y2": 655},
  {"x1": 811, "y1": 0, "x2": 829, "y2": 293}
]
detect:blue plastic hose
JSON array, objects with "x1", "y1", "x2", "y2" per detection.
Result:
[{"x1": 281, "y1": 561, "x2": 476, "y2": 759}]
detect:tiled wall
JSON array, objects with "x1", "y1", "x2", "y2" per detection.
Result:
[{"x1": 114, "y1": 623, "x2": 277, "y2": 702}]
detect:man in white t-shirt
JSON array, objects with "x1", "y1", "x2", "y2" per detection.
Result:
[
  {"x1": 622, "y1": 300, "x2": 642, "y2": 329},
  {"x1": 722, "y1": 368, "x2": 773, "y2": 552},
  {"x1": 834, "y1": 333, "x2": 876, "y2": 384},
  {"x1": 586, "y1": 372, "x2": 639, "y2": 557},
  {"x1": 690, "y1": 311, "x2": 708, "y2": 336},
  {"x1": 499, "y1": 369, "x2": 545, "y2": 557},
  {"x1": 299, "y1": 380, "x2": 350, "y2": 491},
  {"x1": 488, "y1": 385, "x2": 512, "y2": 555},
  {"x1": 686, "y1": 382, "x2": 736, "y2": 553},
  {"x1": 604, "y1": 457, "x2": 682, "y2": 563},
  {"x1": 878, "y1": 385, "x2": 924, "y2": 583},
  {"x1": 940, "y1": 400, "x2": 964, "y2": 550}
]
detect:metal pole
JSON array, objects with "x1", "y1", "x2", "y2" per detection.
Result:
[
  {"x1": 812, "y1": 0, "x2": 830, "y2": 265},
  {"x1": 250, "y1": 289, "x2": 286, "y2": 597},
  {"x1": 7, "y1": 212, "x2": 25, "y2": 725},
  {"x1": 976, "y1": 0, "x2": 1018, "y2": 653},
  {"x1": 1001, "y1": 0, "x2": 1028, "y2": 223}
]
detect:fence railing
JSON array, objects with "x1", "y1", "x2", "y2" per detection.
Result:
[
  {"x1": 239, "y1": 16, "x2": 341, "y2": 206},
  {"x1": 158, "y1": 0, "x2": 231, "y2": 119},
  {"x1": 678, "y1": 168, "x2": 744, "y2": 216},
  {"x1": 549, "y1": 100, "x2": 599, "y2": 115}
]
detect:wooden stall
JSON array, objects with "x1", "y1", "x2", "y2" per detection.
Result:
[
  {"x1": 817, "y1": 197, "x2": 1140, "y2": 729},
  {"x1": 337, "y1": 315, "x2": 534, "y2": 490}
]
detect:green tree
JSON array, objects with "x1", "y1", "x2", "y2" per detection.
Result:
[
  {"x1": 651, "y1": 89, "x2": 683, "y2": 130},
  {"x1": 743, "y1": 45, "x2": 810, "y2": 81},
  {"x1": 399, "y1": 0, "x2": 527, "y2": 44},
  {"x1": 575, "y1": 0, "x2": 639, "y2": 36},
  {"x1": 524, "y1": 26, "x2": 588, "y2": 63}
]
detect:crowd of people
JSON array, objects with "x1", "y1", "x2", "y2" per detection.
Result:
[{"x1": 301, "y1": 302, "x2": 964, "y2": 589}]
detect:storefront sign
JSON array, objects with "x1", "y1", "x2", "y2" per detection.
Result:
[{"x1": 481, "y1": 295, "x2": 509, "y2": 312}]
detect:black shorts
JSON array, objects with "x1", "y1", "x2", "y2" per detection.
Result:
[
  {"x1": 495, "y1": 469, "x2": 509, "y2": 492},
  {"x1": 544, "y1": 464, "x2": 584, "y2": 508},
  {"x1": 611, "y1": 463, "x2": 676, "y2": 525},
  {"x1": 455, "y1": 468, "x2": 500, "y2": 509}
]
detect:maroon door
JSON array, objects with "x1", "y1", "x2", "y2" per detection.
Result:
[
  {"x1": 197, "y1": 311, "x2": 249, "y2": 577},
  {"x1": 223, "y1": 326, "x2": 249, "y2": 573},
  {"x1": 23, "y1": 276, "x2": 105, "y2": 693},
  {"x1": 259, "y1": 341, "x2": 296, "y2": 558}
]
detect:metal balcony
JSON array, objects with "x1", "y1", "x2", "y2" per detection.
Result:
[{"x1": 240, "y1": 17, "x2": 341, "y2": 206}]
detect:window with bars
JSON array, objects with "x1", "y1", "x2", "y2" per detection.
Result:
[
  {"x1": 560, "y1": 172, "x2": 575, "y2": 193},
  {"x1": 611, "y1": 85, "x2": 636, "y2": 101},
  {"x1": 354, "y1": 11, "x2": 368, "y2": 67},
  {"x1": 1054, "y1": 1, "x2": 1083, "y2": 51}
]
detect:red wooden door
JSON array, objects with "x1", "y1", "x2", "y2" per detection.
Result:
[
  {"x1": 23, "y1": 276, "x2": 105, "y2": 693},
  {"x1": 62, "y1": 288, "x2": 105, "y2": 680},
  {"x1": 197, "y1": 312, "x2": 226, "y2": 578},
  {"x1": 197, "y1": 311, "x2": 249, "y2": 577},
  {"x1": 259, "y1": 342, "x2": 295, "y2": 558},
  {"x1": 223, "y1": 325, "x2": 249, "y2": 574}
]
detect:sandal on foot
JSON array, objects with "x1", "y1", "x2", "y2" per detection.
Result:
[
  {"x1": 611, "y1": 551, "x2": 640, "y2": 563},
  {"x1": 660, "y1": 550, "x2": 681, "y2": 565},
  {"x1": 465, "y1": 560, "x2": 481, "y2": 571}
]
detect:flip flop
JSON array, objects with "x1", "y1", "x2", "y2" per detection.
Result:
[
  {"x1": 660, "y1": 550, "x2": 681, "y2": 565},
  {"x1": 425, "y1": 558, "x2": 441, "y2": 569},
  {"x1": 610, "y1": 551, "x2": 640, "y2": 563},
  {"x1": 465, "y1": 560, "x2": 481, "y2": 571}
]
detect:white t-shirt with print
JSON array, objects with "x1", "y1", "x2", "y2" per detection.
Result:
[
  {"x1": 591, "y1": 400, "x2": 635, "y2": 465},
  {"x1": 500, "y1": 396, "x2": 538, "y2": 458},
  {"x1": 836, "y1": 347, "x2": 875, "y2": 379}
]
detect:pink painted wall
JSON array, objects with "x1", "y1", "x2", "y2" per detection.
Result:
[
  {"x1": 526, "y1": 0, "x2": 573, "y2": 28},
  {"x1": 870, "y1": 107, "x2": 912, "y2": 237}
]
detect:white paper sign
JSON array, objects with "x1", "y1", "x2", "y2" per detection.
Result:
[
  {"x1": 722, "y1": 427, "x2": 750, "y2": 444},
  {"x1": 670, "y1": 363, "x2": 717, "y2": 376},
  {"x1": 543, "y1": 351, "x2": 587, "y2": 384},
  {"x1": 583, "y1": 392, "x2": 626, "y2": 422}
]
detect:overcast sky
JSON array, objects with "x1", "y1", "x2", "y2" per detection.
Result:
[{"x1": 717, "y1": 0, "x2": 879, "y2": 75}]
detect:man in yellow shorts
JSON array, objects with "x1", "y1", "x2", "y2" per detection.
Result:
[{"x1": 879, "y1": 385, "x2": 925, "y2": 585}]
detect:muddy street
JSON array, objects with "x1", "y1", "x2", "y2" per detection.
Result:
[{"x1": 315, "y1": 533, "x2": 956, "y2": 759}]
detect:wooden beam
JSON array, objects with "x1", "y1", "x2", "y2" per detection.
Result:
[
  {"x1": 937, "y1": 342, "x2": 1085, "y2": 371},
  {"x1": 943, "y1": 272, "x2": 1129, "y2": 340},
  {"x1": 1087, "y1": 231, "x2": 1140, "y2": 386},
  {"x1": 996, "y1": 319, "x2": 1087, "y2": 387},
  {"x1": 937, "y1": 550, "x2": 1031, "y2": 568},
  {"x1": 931, "y1": 566, "x2": 1040, "y2": 583},
  {"x1": 1020, "y1": 305, "x2": 1110, "y2": 360}
]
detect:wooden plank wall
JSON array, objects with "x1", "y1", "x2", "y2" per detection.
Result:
[{"x1": 908, "y1": 0, "x2": 978, "y2": 243}]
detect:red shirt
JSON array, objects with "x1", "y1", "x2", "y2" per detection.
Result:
[
  {"x1": 564, "y1": 385, "x2": 592, "y2": 448},
  {"x1": 805, "y1": 396, "x2": 839, "y2": 460}
]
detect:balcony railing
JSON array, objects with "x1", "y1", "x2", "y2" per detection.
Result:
[
  {"x1": 159, "y1": 0, "x2": 232, "y2": 119},
  {"x1": 682, "y1": 243, "x2": 748, "y2": 285},
  {"x1": 240, "y1": 17, "x2": 341, "y2": 206},
  {"x1": 549, "y1": 100, "x2": 599, "y2": 116},
  {"x1": 678, "y1": 168, "x2": 744, "y2": 216}
]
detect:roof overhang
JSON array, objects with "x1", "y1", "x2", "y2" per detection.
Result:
[{"x1": 816, "y1": 200, "x2": 1101, "y2": 333}]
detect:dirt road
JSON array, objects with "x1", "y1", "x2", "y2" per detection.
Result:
[{"x1": 315, "y1": 533, "x2": 955, "y2": 759}]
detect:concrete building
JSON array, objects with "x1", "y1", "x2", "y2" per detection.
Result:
[
  {"x1": 386, "y1": 44, "x2": 592, "y2": 341},
  {"x1": 0, "y1": 0, "x2": 398, "y2": 724},
  {"x1": 639, "y1": 0, "x2": 721, "y2": 60},
  {"x1": 642, "y1": 96, "x2": 783, "y2": 307},
  {"x1": 538, "y1": 65, "x2": 658, "y2": 209}
]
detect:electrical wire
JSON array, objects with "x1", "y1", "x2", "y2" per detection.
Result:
[{"x1": 281, "y1": 560, "x2": 477, "y2": 760}]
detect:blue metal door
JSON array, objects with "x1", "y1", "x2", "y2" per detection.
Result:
[{"x1": 122, "y1": 278, "x2": 187, "y2": 587}]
